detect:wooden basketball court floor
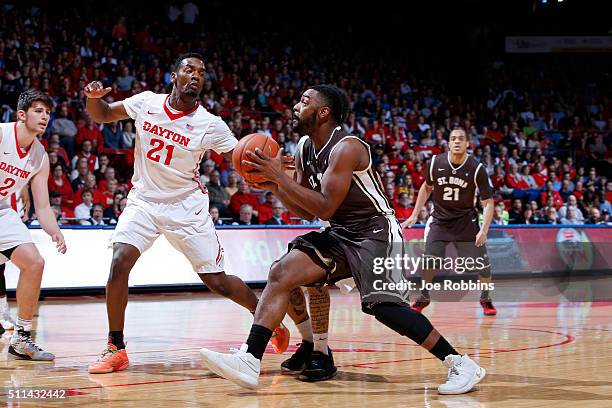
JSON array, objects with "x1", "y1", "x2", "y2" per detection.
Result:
[{"x1": 1, "y1": 280, "x2": 611, "y2": 407}]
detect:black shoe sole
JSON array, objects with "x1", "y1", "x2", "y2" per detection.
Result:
[
  {"x1": 298, "y1": 367, "x2": 338, "y2": 382},
  {"x1": 8, "y1": 345, "x2": 32, "y2": 360}
]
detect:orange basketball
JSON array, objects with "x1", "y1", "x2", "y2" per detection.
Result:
[{"x1": 232, "y1": 133, "x2": 280, "y2": 184}]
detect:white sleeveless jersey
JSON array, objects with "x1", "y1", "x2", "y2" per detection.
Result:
[
  {"x1": 0, "y1": 122, "x2": 46, "y2": 210},
  {"x1": 123, "y1": 91, "x2": 237, "y2": 202}
]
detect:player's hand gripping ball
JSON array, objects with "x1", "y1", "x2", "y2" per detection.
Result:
[{"x1": 232, "y1": 133, "x2": 280, "y2": 183}]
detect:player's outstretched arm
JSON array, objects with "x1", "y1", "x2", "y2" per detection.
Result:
[
  {"x1": 245, "y1": 139, "x2": 363, "y2": 220},
  {"x1": 84, "y1": 81, "x2": 130, "y2": 123},
  {"x1": 402, "y1": 182, "x2": 432, "y2": 228},
  {"x1": 30, "y1": 156, "x2": 66, "y2": 253}
]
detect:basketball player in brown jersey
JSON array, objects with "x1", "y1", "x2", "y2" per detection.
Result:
[
  {"x1": 200, "y1": 85, "x2": 486, "y2": 394},
  {"x1": 402, "y1": 128, "x2": 497, "y2": 315}
]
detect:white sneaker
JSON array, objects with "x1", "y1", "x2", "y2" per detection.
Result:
[
  {"x1": 438, "y1": 354, "x2": 485, "y2": 394},
  {"x1": 9, "y1": 330, "x2": 55, "y2": 361},
  {"x1": 200, "y1": 344, "x2": 260, "y2": 389},
  {"x1": 0, "y1": 298, "x2": 15, "y2": 330}
]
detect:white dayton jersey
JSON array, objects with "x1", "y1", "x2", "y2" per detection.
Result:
[
  {"x1": 123, "y1": 91, "x2": 237, "y2": 201},
  {"x1": 0, "y1": 122, "x2": 46, "y2": 258},
  {"x1": 0, "y1": 122, "x2": 46, "y2": 210}
]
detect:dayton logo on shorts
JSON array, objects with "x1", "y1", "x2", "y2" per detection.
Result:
[{"x1": 142, "y1": 121, "x2": 191, "y2": 147}]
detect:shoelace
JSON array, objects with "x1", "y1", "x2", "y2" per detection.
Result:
[
  {"x1": 446, "y1": 360, "x2": 462, "y2": 382},
  {"x1": 98, "y1": 347, "x2": 118, "y2": 362},
  {"x1": 18, "y1": 334, "x2": 44, "y2": 352}
]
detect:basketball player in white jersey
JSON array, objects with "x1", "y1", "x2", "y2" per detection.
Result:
[
  {"x1": 84, "y1": 53, "x2": 289, "y2": 374},
  {"x1": 0, "y1": 89, "x2": 67, "y2": 360}
]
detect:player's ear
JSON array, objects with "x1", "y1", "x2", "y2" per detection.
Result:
[
  {"x1": 16, "y1": 109, "x2": 27, "y2": 122},
  {"x1": 170, "y1": 71, "x2": 177, "y2": 85},
  {"x1": 319, "y1": 107, "x2": 330, "y2": 121}
]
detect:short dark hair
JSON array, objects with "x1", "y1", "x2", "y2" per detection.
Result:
[
  {"x1": 309, "y1": 84, "x2": 349, "y2": 125},
  {"x1": 173, "y1": 52, "x2": 204, "y2": 72},
  {"x1": 17, "y1": 89, "x2": 53, "y2": 112}
]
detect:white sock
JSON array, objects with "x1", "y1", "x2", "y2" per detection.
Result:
[
  {"x1": 16, "y1": 317, "x2": 32, "y2": 332},
  {"x1": 296, "y1": 318, "x2": 313, "y2": 343},
  {"x1": 0, "y1": 296, "x2": 7, "y2": 312},
  {"x1": 313, "y1": 333, "x2": 328, "y2": 355}
]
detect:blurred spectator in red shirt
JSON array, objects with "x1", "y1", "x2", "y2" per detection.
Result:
[
  {"x1": 540, "y1": 181, "x2": 563, "y2": 209},
  {"x1": 71, "y1": 139, "x2": 99, "y2": 173},
  {"x1": 48, "y1": 163, "x2": 74, "y2": 209},
  {"x1": 229, "y1": 181, "x2": 260, "y2": 218},
  {"x1": 258, "y1": 191, "x2": 279, "y2": 223},
  {"x1": 73, "y1": 173, "x2": 105, "y2": 207},
  {"x1": 412, "y1": 161, "x2": 425, "y2": 188},
  {"x1": 505, "y1": 164, "x2": 529, "y2": 190},
  {"x1": 394, "y1": 192, "x2": 414, "y2": 221},
  {"x1": 76, "y1": 115, "x2": 104, "y2": 152}
]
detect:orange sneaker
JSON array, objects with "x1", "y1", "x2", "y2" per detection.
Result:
[
  {"x1": 270, "y1": 322, "x2": 290, "y2": 353},
  {"x1": 88, "y1": 344, "x2": 129, "y2": 374}
]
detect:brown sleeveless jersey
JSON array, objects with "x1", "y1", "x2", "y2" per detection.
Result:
[
  {"x1": 297, "y1": 127, "x2": 395, "y2": 231},
  {"x1": 425, "y1": 153, "x2": 494, "y2": 223}
]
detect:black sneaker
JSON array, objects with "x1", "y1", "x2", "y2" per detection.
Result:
[
  {"x1": 298, "y1": 349, "x2": 337, "y2": 382},
  {"x1": 0, "y1": 323, "x2": 4, "y2": 336},
  {"x1": 280, "y1": 341, "x2": 313, "y2": 373}
]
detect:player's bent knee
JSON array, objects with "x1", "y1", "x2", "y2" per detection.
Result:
[
  {"x1": 267, "y1": 260, "x2": 292, "y2": 288},
  {"x1": 30, "y1": 256, "x2": 45, "y2": 273},
  {"x1": 201, "y1": 273, "x2": 231, "y2": 297},
  {"x1": 109, "y1": 256, "x2": 132, "y2": 281}
]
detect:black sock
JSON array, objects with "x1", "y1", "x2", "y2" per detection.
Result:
[
  {"x1": 246, "y1": 324, "x2": 272, "y2": 360},
  {"x1": 429, "y1": 336, "x2": 459, "y2": 361},
  {"x1": 108, "y1": 331, "x2": 125, "y2": 349},
  {"x1": 480, "y1": 289, "x2": 489, "y2": 300}
]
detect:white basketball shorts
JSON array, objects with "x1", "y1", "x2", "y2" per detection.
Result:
[
  {"x1": 112, "y1": 190, "x2": 224, "y2": 274},
  {"x1": 0, "y1": 208, "x2": 33, "y2": 264}
]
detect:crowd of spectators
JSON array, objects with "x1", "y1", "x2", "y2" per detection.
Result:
[{"x1": 1, "y1": 3, "x2": 610, "y2": 226}]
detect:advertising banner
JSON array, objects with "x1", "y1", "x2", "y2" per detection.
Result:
[{"x1": 2, "y1": 226, "x2": 610, "y2": 291}]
